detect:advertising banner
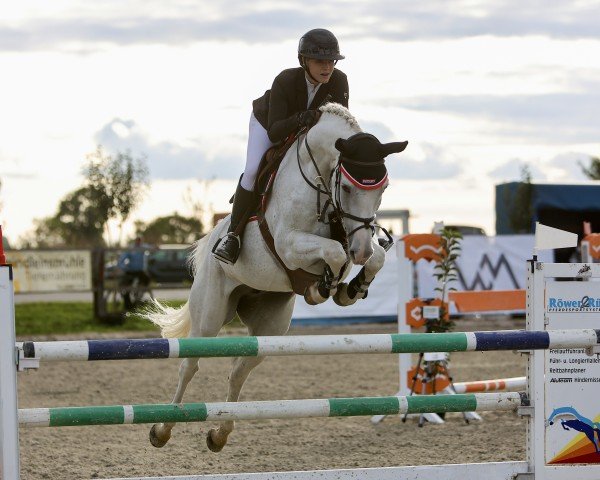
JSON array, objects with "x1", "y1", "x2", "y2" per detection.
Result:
[
  {"x1": 545, "y1": 281, "x2": 600, "y2": 465},
  {"x1": 417, "y1": 235, "x2": 552, "y2": 297},
  {"x1": 7, "y1": 250, "x2": 92, "y2": 293}
]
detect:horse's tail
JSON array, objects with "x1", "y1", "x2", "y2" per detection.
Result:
[
  {"x1": 144, "y1": 235, "x2": 211, "y2": 338},
  {"x1": 145, "y1": 300, "x2": 191, "y2": 339}
]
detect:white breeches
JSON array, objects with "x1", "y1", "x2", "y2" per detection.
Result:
[{"x1": 241, "y1": 113, "x2": 274, "y2": 191}]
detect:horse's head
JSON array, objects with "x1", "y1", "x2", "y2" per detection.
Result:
[{"x1": 334, "y1": 132, "x2": 408, "y2": 265}]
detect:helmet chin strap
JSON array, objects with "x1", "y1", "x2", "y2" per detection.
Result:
[{"x1": 299, "y1": 55, "x2": 321, "y2": 85}]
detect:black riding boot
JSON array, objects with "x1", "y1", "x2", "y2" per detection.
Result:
[{"x1": 212, "y1": 183, "x2": 259, "y2": 265}]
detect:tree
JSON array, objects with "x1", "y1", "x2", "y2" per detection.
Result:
[
  {"x1": 20, "y1": 187, "x2": 106, "y2": 248},
  {"x1": 135, "y1": 213, "x2": 202, "y2": 245},
  {"x1": 506, "y1": 165, "x2": 534, "y2": 234},
  {"x1": 84, "y1": 146, "x2": 149, "y2": 245},
  {"x1": 20, "y1": 147, "x2": 149, "y2": 248},
  {"x1": 580, "y1": 156, "x2": 600, "y2": 180},
  {"x1": 20, "y1": 216, "x2": 66, "y2": 248}
]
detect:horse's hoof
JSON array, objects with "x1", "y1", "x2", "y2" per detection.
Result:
[
  {"x1": 332, "y1": 283, "x2": 358, "y2": 307},
  {"x1": 149, "y1": 424, "x2": 170, "y2": 448},
  {"x1": 304, "y1": 293, "x2": 317, "y2": 305},
  {"x1": 206, "y1": 428, "x2": 225, "y2": 453},
  {"x1": 304, "y1": 285, "x2": 328, "y2": 305}
]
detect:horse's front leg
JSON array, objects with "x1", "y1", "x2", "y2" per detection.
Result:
[
  {"x1": 333, "y1": 241, "x2": 386, "y2": 306},
  {"x1": 277, "y1": 232, "x2": 348, "y2": 305}
]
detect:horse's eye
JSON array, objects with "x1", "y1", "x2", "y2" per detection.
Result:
[{"x1": 342, "y1": 185, "x2": 351, "y2": 193}]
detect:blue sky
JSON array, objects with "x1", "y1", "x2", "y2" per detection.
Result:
[{"x1": 1, "y1": 1, "x2": 599, "y2": 244}]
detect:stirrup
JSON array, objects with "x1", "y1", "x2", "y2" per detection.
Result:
[{"x1": 211, "y1": 233, "x2": 242, "y2": 265}]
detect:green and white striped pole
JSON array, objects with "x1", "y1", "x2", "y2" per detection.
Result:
[{"x1": 19, "y1": 392, "x2": 526, "y2": 428}]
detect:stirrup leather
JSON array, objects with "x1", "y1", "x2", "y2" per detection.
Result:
[{"x1": 212, "y1": 233, "x2": 242, "y2": 265}]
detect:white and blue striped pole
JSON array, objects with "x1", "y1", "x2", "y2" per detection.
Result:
[{"x1": 19, "y1": 329, "x2": 600, "y2": 362}]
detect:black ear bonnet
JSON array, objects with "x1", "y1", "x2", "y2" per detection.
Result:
[{"x1": 334, "y1": 133, "x2": 408, "y2": 189}]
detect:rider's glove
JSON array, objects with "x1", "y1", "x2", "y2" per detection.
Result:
[{"x1": 297, "y1": 110, "x2": 319, "y2": 129}]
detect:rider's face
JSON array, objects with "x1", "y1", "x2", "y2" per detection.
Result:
[{"x1": 306, "y1": 58, "x2": 335, "y2": 84}]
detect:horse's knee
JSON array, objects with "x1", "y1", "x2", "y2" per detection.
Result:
[
  {"x1": 364, "y1": 243, "x2": 386, "y2": 275},
  {"x1": 324, "y1": 247, "x2": 348, "y2": 274}
]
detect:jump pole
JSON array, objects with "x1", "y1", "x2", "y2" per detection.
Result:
[
  {"x1": 17, "y1": 329, "x2": 600, "y2": 363},
  {"x1": 19, "y1": 392, "x2": 526, "y2": 428}
]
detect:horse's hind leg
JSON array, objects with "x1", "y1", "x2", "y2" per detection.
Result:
[
  {"x1": 206, "y1": 291, "x2": 295, "y2": 452},
  {"x1": 149, "y1": 268, "x2": 239, "y2": 448},
  {"x1": 149, "y1": 356, "x2": 202, "y2": 447}
]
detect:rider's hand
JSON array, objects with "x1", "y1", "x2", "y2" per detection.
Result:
[{"x1": 297, "y1": 110, "x2": 319, "y2": 129}]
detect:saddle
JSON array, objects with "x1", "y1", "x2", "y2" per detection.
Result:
[{"x1": 253, "y1": 133, "x2": 299, "y2": 196}]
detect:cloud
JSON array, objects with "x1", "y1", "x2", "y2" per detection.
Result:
[
  {"x1": 0, "y1": 152, "x2": 37, "y2": 179},
  {"x1": 359, "y1": 121, "x2": 396, "y2": 143},
  {"x1": 360, "y1": 1, "x2": 600, "y2": 41},
  {"x1": 95, "y1": 117, "x2": 439, "y2": 183},
  {"x1": 2, "y1": 1, "x2": 600, "y2": 52},
  {"x1": 549, "y1": 152, "x2": 595, "y2": 181},
  {"x1": 94, "y1": 118, "x2": 245, "y2": 180},
  {"x1": 386, "y1": 142, "x2": 462, "y2": 180},
  {"x1": 489, "y1": 159, "x2": 547, "y2": 182},
  {"x1": 394, "y1": 93, "x2": 600, "y2": 143},
  {"x1": 0, "y1": 10, "x2": 321, "y2": 52},
  {"x1": 0, "y1": 172, "x2": 37, "y2": 179}
]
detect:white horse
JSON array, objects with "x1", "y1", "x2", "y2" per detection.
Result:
[{"x1": 145, "y1": 103, "x2": 407, "y2": 451}]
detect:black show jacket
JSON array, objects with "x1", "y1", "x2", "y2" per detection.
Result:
[{"x1": 252, "y1": 67, "x2": 349, "y2": 143}]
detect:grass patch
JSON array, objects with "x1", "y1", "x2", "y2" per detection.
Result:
[
  {"x1": 14, "y1": 302, "x2": 183, "y2": 336},
  {"x1": 15, "y1": 301, "x2": 244, "y2": 337}
]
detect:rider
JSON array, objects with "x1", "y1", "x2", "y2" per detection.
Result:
[{"x1": 212, "y1": 28, "x2": 349, "y2": 265}]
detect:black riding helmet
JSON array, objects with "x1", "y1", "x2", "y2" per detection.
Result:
[{"x1": 298, "y1": 29, "x2": 344, "y2": 76}]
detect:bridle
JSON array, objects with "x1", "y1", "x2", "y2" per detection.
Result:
[{"x1": 295, "y1": 128, "x2": 394, "y2": 251}]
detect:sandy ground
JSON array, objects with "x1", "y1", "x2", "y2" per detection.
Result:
[{"x1": 17, "y1": 317, "x2": 527, "y2": 480}]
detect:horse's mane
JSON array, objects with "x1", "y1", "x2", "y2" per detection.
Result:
[{"x1": 318, "y1": 103, "x2": 361, "y2": 132}]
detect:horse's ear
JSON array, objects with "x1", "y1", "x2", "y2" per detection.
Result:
[
  {"x1": 379, "y1": 141, "x2": 408, "y2": 157},
  {"x1": 335, "y1": 138, "x2": 347, "y2": 153},
  {"x1": 335, "y1": 138, "x2": 355, "y2": 155}
]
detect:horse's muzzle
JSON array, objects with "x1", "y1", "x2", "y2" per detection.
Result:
[{"x1": 349, "y1": 230, "x2": 374, "y2": 265}]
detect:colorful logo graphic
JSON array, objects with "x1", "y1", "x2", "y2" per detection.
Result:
[{"x1": 547, "y1": 406, "x2": 600, "y2": 464}]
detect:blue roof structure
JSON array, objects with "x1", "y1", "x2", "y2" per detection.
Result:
[{"x1": 496, "y1": 182, "x2": 600, "y2": 235}]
